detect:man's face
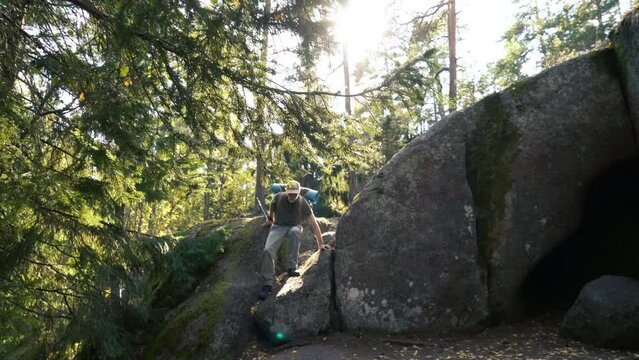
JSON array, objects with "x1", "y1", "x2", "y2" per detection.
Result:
[{"x1": 287, "y1": 193, "x2": 299, "y2": 203}]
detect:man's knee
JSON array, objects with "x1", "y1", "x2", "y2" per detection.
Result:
[
  {"x1": 288, "y1": 226, "x2": 302, "y2": 239},
  {"x1": 263, "y1": 247, "x2": 277, "y2": 259}
]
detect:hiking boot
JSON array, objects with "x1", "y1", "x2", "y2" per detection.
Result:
[
  {"x1": 258, "y1": 285, "x2": 272, "y2": 300},
  {"x1": 287, "y1": 268, "x2": 300, "y2": 277}
]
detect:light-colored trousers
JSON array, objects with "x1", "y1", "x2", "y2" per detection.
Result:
[{"x1": 261, "y1": 224, "x2": 302, "y2": 286}]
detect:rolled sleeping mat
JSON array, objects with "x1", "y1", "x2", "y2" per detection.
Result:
[
  {"x1": 270, "y1": 183, "x2": 320, "y2": 203},
  {"x1": 302, "y1": 188, "x2": 319, "y2": 203},
  {"x1": 270, "y1": 183, "x2": 286, "y2": 194}
]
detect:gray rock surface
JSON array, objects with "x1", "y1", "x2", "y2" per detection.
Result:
[
  {"x1": 561, "y1": 275, "x2": 639, "y2": 350},
  {"x1": 335, "y1": 48, "x2": 636, "y2": 332},
  {"x1": 255, "y1": 250, "x2": 334, "y2": 344},
  {"x1": 612, "y1": 8, "x2": 639, "y2": 145},
  {"x1": 467, "y1": 49, "x2": 636, "y2": 319},
  {"x1": 336, "y1": 111, "x2": 489, "y2": 332}
]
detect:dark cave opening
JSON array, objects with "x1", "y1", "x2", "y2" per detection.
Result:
[{"x1": 521, "y1": 156, "x2": 639, "y2": 315}]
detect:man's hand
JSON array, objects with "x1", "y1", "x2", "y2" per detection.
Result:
[
  {"x1": 319, "y1": 244, "x2": 331, "y2": 251},
  {"x1": 261, "y1": 219, "x2": 273, "y2": 227}
]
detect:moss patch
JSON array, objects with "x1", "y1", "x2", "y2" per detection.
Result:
[
  {"x1": 144, "y1": 217, "x2": 262, "y2": 359},
  {"x1": 466, "y1": 94, "x2": 521, "y2": 315},
  {"x1": 509, "y1": 77, "x2": 537, "y2": 103},
  {"x1": 611, "y1": 27, "x2": 629, "y2": 81},
  {"x1": 587, "y1": 48, "x2": 621, "y2": 80},
  {"x1": 224, "y1": 217, "x2": 262, "y2": 266},
  {"x1": 192, "y1": 218, "x2": 227, "y2": 237},
  {"x1": 145, "y1": 280, "x2": 229, "y2": 359}
]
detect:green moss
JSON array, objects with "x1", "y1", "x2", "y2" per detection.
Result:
[
  {"x1": 144, "y1": 217, "x2": 262, "y2": 360},
  {"x1": 145, "y1": 280, "x2": 228, "y2": 359},
  {"x1": 611, "y1": 28, "x2": 631, "y2": 92},
  {"x1": 588, "y1": 48, "x2": 621, "y2": 79},
  {"x1": 192, "y1": 218, "x2": 228, "y2": 237},
  {"x1": 509, "y1": 77, "x2": 536, "y2": 102},
  {"x1": 467, "y1": 94, "x2": 521, "y2": 297},
  {"x1": 224, "y1": 217, "x2": 262, "y2": 266}
]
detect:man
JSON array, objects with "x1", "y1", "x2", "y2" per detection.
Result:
[{"x1": 258, "y1": 180, "x2": 331, "y2": 300}]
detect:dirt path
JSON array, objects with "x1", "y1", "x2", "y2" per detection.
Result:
[{"x1": 239, "y1": 316, "x2": 639, "y2": 359}]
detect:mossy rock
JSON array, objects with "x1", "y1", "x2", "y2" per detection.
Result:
[
  {"x1": 465, "y1": 49, "x2": 635, "y2": 320},
  {"x1": 145, "y1": 217, "x2": 267, "y2": 360},
  {"x1": 336, "y1": 45, "x2": 636, "y2": 332}
]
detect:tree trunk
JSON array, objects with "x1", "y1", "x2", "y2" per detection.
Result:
[
  {"x1": 255, "y1": 151, "x2": 266, "y2": 213},
  {"x1": 149, "y1": 203, "x2": 157, "y2": 235},
  {"x1": 0, "y1": 1, "x2": 29, "y2": 95},
  {"x1": 204, "y1": 158, "x2": 213, "y2": 220},
  {"x1": 343, "y1": 44, "x2": 351, "y2": 115},
  {"x1": 343, "y1": 43, "x2": 358, "y2": 203},
  {"x1": 447, "y1": 0, "x2": 457, "y2": 112},
  {"x1": 254, "y1": 0, "x2": 271, "y2": 213},
  {"x1": 135, "y1": 202, "x2": 144, "y2": 234},
  {"x1": 594, "y1": 0, "x2": 605, "y2": 46},
  {"x1": 432, "y1": 92, "x2": 439, "y2": 124},
  {"x1": 533, "y1": 0, "x2": 549, "y2": 65},
  {"x1": 204, "y1": 192, "x2": 211, "y2": 221},
  {"x1": 218, "y1": 170, "x2": 225, "y2": 218}
]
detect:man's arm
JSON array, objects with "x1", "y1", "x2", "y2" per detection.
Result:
[
  {"x1": 308, "y1": 213, "x2": 331, "y2": 251},
  {"x1": 262, "y1": 196, "x2": 276, "y2": 227}
]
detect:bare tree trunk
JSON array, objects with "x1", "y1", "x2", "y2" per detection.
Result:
[
  {"x1": 532, "y1": 0, "x2": 549, "y2": 65},
  {"x1": 204, "y1": 158, "x2": 213, "y2": 220},
  {"x1": 434, "y1": 71, "x2": 446, "y2": 121},
  {"x1": 343, "y1": 44, "x2": 358, "y2": 203},
  {"x1": 204, "y1": 192, "x2": 211, "y2": 220},
  {"x1": 343, "y1": 44, "x2": 352, "y2": 115},
  {"x1": 218, "y1": 170, "x2": 225, "y2": 218},
  {"x1": 0, "y1": 1, "x2": 29, "y2": 95},
  {"x1": 432, "y1": 93, "x2": 438, "y2": 124},
  {"x1": 594, "y1": 0, "x2": 605, "y2": 46},
  {"x1": 254, "y1": 0, "x2": 271, "y2": 213},
  {"x1": 149, "y1": 203, "x2": 157, "y2": 235},
  {"x1": 255, "y1": 149, "x2": 266, "y2": 212},
  {"x1": 447, "y1": 0, "x2": 457, "y2": 112},
  {"x1": 135, "y1": 202, "x2": 144, "y2": 234}
]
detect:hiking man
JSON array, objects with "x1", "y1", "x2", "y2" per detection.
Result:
[{"x1": 258, "y1": 180, "x2": 331, "y2": 300}]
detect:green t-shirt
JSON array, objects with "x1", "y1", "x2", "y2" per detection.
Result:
[{"x1": 270, "y1": 193, "x2": 312, "y2": 226}]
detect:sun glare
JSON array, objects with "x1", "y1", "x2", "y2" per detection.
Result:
[{"x1": 334, "y1": 0, "x2": 388, "y2": 65}]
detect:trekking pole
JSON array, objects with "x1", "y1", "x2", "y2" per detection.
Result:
[{"x1": 256, "y1": 197, "x2": 269, "y2": 221}]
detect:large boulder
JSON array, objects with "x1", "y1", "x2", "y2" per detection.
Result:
[
  {"x1": 336, "y1": 48, "x2": 636, "y2": 332},
  {"x1": 254, "y1": 250, "x2": 334, "y2": 344},
  {"x1": 145, "y1": 218, "x2": 267, "y2": 360},
  {"x1": 336, "y1": 111, "x2": 489, "y2": 332},
  {"x1": 561, "y1": 275, "x2": 639, "y2": 350},
  {"x1": 467, "y1": 49, "x2": 636, "y2": 319},
  {"x1": 612, "y1": 8, "x2": 639, "y2": 144}
]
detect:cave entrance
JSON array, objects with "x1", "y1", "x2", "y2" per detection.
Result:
[{"x1": 520, "y1": 156, "x2": 639, "y2": 315}]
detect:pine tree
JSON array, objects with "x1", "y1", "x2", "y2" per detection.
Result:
[
  {"x1": 0, "y1": 0, "x2": 342, "y2": 357},
  {"x1": 492, "y1": 0, "x2": 622, "y2": 89}
]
